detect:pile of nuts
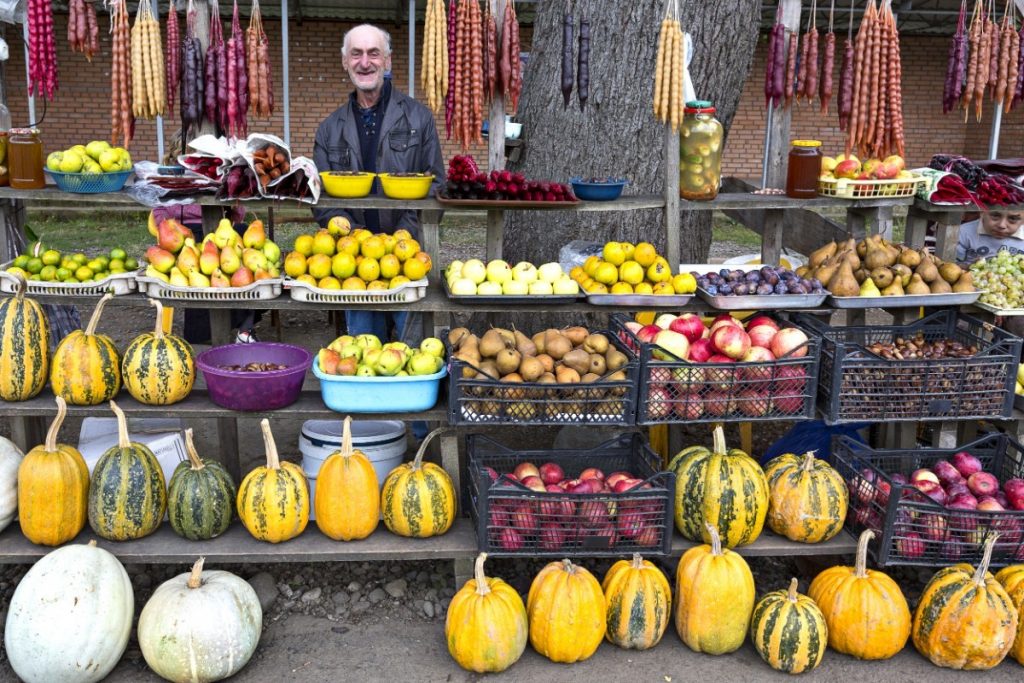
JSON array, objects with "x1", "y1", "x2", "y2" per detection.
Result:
[
  {"x1": 218, "y1": 362, "x2": 289, "y2": 372},
  {"x1": 866, "y1": 335, "x2": 978, "y2": 360}
]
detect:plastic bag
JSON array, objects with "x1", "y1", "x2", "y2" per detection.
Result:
[{"x1": 558, "y1": 239, "x2": 603, "y2": 273}]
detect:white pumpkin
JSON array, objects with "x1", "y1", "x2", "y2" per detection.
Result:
[
  {"x1": 5, "y1": 540, "x2": 132, "y2": 683},
  {"x1": 0, "y1": 435, "x2": 22, "y2": 532},
  {"x1": 138, "y1": 558, "x2": 262, "y2": 683}
]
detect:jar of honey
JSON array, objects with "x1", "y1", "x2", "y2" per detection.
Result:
[
  {"x1": 9, "y1": 128, "x2": 44, "y2": 190},
  {"x1": 679, "y1": 101, "x2": 723, "y2": 201},
  {"x1": 785, "y1": 140, "x2": 822, "y2": 199},
  {"x1": 0, "y1": 133, "x2": 9, "y2": 186}
]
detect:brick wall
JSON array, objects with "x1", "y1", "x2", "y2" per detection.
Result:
[{"x1": 5, "y1": 18, "x2": 1021, "y2": 178}]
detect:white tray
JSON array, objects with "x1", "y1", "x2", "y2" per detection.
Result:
[
  {"x1": 972, "y1": 301, "x2": 1024, "y2": 317},
  {"x1": 136, "y1": 271, "x2": 282, "y2": 301},
  {"x1": 1, "y1": 260, "x2": 137, "y2": 296},
  {"x1": 284, "y1": 278, "x2": 427, "y2": 304}
]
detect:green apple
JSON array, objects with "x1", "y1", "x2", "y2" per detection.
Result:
[
  {"x1": 356, "y1": 365, "x2": 376, "y2": 377},
  {"x1": 82, "y1": 158, "x2": 102, "y2": 174},
  {"x1": 407, "y1": 352, "x2": 439, "y2": 376},
  {"x1": 46, "y1": 151, "x2": 63, "y2": 171},
  {"x1": 485, "y1": 259, "x2": 513, "y2": 284},
  {"x1": 450, "y1": 277, "x2": 478, "y2": 295},
  {"x1": 98, "y1": 149, "x2": 120, "y2": 172},
  {"x1": 461, "y1": 258, "x2": 487, "y2": 284},
  {"x1": 420, "y1": 337, "x2": 445, "y2": 358},
  {"x1": 327, "y1": 334, "x2": 355, "y2": 353},
  {"x1": 511, "y1": 261, "x2": 538, "y2": 284},
  {"x1": 1017, "y1": 363, "x2": 1024, "y2": 386},
  {"x1": 85, "y1": 140, "x2": 111, "y2": 161},
  {"x1": 338, "y1": 344, "x2": 362, "y2": 361},
  {"x1": 528, "y1": 280, "x2": 554, "y2": 295},
  {"x1": 446, "y1": 260, "x2": 464, "y2": 278},
  {"x1": 552, "y1": 278, "x2": 581, "y2": 295},
  {"x1": 363, "y1": 348, "x2": 383, "y2": 368},
  {"x1": 502, "y1": 279, "x2": 528, "y2": 295},
  {"x1": 356, "y1": 334, "x2": 382, "y2": 351},
  {"x1": 374, "y1": 348, "x2": 406, "y2": 376},
  {"x1": 476, "y1": 281, "x2": 502, "y2": 296},
  {"x1": 538, "y1": 262, "x2": 564, "y2": 283},
  {"x1": 58, "y1": 150, "x2": 84, "y2": 173}
]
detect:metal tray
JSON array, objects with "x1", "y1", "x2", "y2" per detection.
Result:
[
  {"x1": 443, "y1": 277, "x2": 583, "y2": 304},
  {"x1": 696, "y1": 287, "x2": 827, "y2": 310},
  {"x1": 436, "y1": 195, "x2": 580, "y2": 209},
  {"x1": 586, "y1": 292, "x2": 694, "y2": 307},
  {"x1": 828, "y1": 291, "x2": 982, "y2": 309},
  {"x1": 972, "y1": 301, "x2": 1024, "y2": 317}
]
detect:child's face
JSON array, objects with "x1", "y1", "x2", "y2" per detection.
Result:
[{"x1": 982, "y1": 210, "x2": 1024, "y2": 239}]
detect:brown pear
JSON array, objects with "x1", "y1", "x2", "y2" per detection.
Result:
[
  {"x1": 856, "y1": 239, "x2": 869, "y2": 259},
  {"x1": 869, "y1": 267, "x2": 894, "y2": 288},
  {"x1": 518, "y1": 355, "x2": 544, "y2": 382},
  {"x1": 448, "y1": 327, "x2": 470, "y2": 348},
  {"x1": 605, "y1": 348, "x2": 628, "y2": 372},
  {"x1": 545, "y1": 334, "x2": 572, "y2": 361},
  {"x1": 495, "y1": 348, "x2": 522, "y2": 375},
  {"x1": 459, "y1": 335, "x2": 480, "y2": 359},
  {"x1": 535, "y1": 353, "x2": 555, "y2": 373},
  {"x1": 499, "y1": 374, "x2": 525, "y2": 400},
  {"x1": 795, "y1": 265, "x2": 810, "y2": 278},
  {"x1": 952, "y1": 271, "x2": 975, "y2": 292},
  {"x1": 562, "y1": 348, "x2": 592, "y2": 375},
  {"x1": 580, "y1": 372, "x2": 602, "y2": 383},
  {"x1": 863, "y1": 238, "x2": 891, "y2": 271},
  {"x1": 854, "y1": 267, "x2": 868, "y2": 283},
  {"x1": 477, "y1": 359, "x2": 501, "y2": 380},
  {"x1": 563, "y1": 326, "x2": 589, "y2": 347},
  {"x1": 880, "y1": 278, "x2": 904, "y2": 296},
  {"x1": 898, "y1": 248, "x2": 922, "y2": 268},
  {"x1": 929, "y1": 277, "x2": 952, "y2": 294},
  {"x1": 915, "y1": 259, "x2": 939, "y2": 283},
  {"x1": 814, "y1": 256, "x2": 841, "y2": 288},
  {"x1": 493, "y1": 328, "x2": 515, "y2": 346},
  {"x1": 938, "y1": 262, "x2": 963, "y2": 284},
  {"x1": 588, "y1": 354, "x2": 607, "y2": 376},
  {"x1": 809, "y1": 241, "x2": 838, "y2": 268},
  {"x1": 479, "y1": 329, "x2": 508, "y2": 358},
  {"x1": 891, "y1": 264, "x2": 912, "y2": 287},
  {"x1": 583, "y1": 333, "x2": 609, "y2": 355},
  {"x1": 555, "y1": 365, "x2": 580, "y2": 384},
  {"x1": 513, "y1": 329, "x2": 537, "y2": 357},
  {"x1": 828, "y1": 259, "x2": 861, "y2": 297},
  {"x1": 905, "y1": 274, "x2": 931, "y2": 295},
  {"x1": 532, "y1": 331, "x2": 547, "y2": 354},
  {"x1": 841, "y1": 249, "x2": 861, "y2": 271}
]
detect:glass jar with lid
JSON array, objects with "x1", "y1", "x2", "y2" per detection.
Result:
[
  {"x1": 9, "y1": 128, "x2": 44, "y2": 190},
  {"x1": 679, "y1": 101, "x2": 723, "y2": 201},
  {"x1": 785, "y1": 140, "x2": 822, "y2": 199}
]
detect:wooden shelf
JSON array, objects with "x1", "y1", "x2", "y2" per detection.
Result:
[{"x1": 0, "y1": 519, "x2": 857, "y2": 564}]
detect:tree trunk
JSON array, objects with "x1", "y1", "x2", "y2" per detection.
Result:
[{"x1": 505, "y1": 1, "x2": 761, "y2": 265}]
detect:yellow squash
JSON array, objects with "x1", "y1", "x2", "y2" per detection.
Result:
[
  {"x1": 50, "y1": 293, "x2": 121, "y2": 406},
  {"x1": 764, "y1": 450, "x2": 848, "y2": 543},
  {"x1": 675, "y1": 523, "x2": 755, "y2": 655},
  {"x1": 237, "y1": 419, "x2": 309, "y2": 543},
  {"x1": 995, "y1": 563, "x2": 1024, "y2": 665},
  {"x1": 527, "y1": 559, "x2": 606, "y2": 663},
  {"x1": 315, "y1": 417, "x2": 379, "y2": 541},
  {"x1": 602, "y1": 553, "x2": 671, "y2": 650},
  {"x1": 809, "y1": 530, "x2": 911, "y2": 660},
  {"x1": 381, "y1": 429, "x2": 455, "y2": 538},
  {"x1": 445, "y1": 553, "x2": 527, "y2": 673},
  {"x1": 17, "y1": 397, "x2": 90, "y2": 546},
  {"x1": 750, "y1": 578, "x2": 828, "y2": 674}
]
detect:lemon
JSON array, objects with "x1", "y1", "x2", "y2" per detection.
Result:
[
  {"x1": 55, "y1": 267, "x2": 72, "y2": 281},
  {"x1": 72, "y1": 253, "x2": 88, "y2": 264},
  {"x1": 108, "y1": 258, "x2": 124, "y2": 271},
  {"x1": 318, "y1": 276, "x2": 342, "y2": 290},
  {"x1": 602, "y1": 242, "x2": 626, "y2": 266}
]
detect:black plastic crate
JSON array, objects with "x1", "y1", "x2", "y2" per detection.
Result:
[
  {"x1": 796, "y1": 310, "x2": 1020, "y2": 425},
  {"x1": 832, "y1": 432, "x2": 1024, "y2": 568},
  {"x1": 610, "y1": 313, "x2": 820, "y2": 424},
  {"x1": 447, "y1": 330, "x2": 639, "y2": 426},
  {"x1": 467, "y1": 433, "x2": 675, "y2": 557}
]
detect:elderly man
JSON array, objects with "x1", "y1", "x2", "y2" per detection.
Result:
[{"x1": 313, "y1": 24, "x2": 444, "y2": 341}]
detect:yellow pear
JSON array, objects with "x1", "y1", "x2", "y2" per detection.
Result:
[{"x1": 859, "y1": 277, "x2": 881, "y2": 297}]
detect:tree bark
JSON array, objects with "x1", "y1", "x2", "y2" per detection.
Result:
[{"x1": 505, "y1": 1, "x2": 761, "y2": 266}]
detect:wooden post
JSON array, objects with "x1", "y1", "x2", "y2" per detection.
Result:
[
  {"x1": 764, "y1": 0, "x2": 802, "y2": 191},
  {"x1": 665, "y1": 129, "x2": 680, "y2": 268}
]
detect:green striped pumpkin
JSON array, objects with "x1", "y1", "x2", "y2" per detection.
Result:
[
  {"x1": 51, "y1": 293, "x2": 121, "y2": 406},
  {"x1": 168, "y1": 429, "x2": 236, "y2": 540},
  {"x1": 87, "y1": 400, "x2": 167, "y2": 540},
  {"x1": 237, "y1": 419, "x2": 308, "y2": 543},
  {"x1": 0, "y1": 273, "x2": 50, "y2": 401},
  {"x1": 669, "y1": 425, "x2": 768, "y2": 549},
  {"x1": 602, "y1": 554, "x2": 671, "y2": 650},
  {"x1": 381, "y1": 429, "x2": 455, "y2": 538},
  {"x1": 750, "y1": 578, "x2": 828, "y2": 674},
  {"x1": 764, "y1": 451, "x2": 848, "y2": 543},
  {"x1": 122, "y1": 299, "x2": 194, "y2": 405}
]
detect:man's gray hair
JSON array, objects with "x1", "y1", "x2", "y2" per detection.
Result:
[{"x1": 341, "y1": 24, "x2": 392, "y2": 58}]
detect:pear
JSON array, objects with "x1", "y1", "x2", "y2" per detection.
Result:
[
  {"x1": 166, "y1": 267, "x2": 187, "y2": 286},
  {"x1": 210, "y1": 269, "x2": 231, "y2": 288},
  {"x1": 448, "y1": 327, "x2": 470, "y2": 348},
  {"x1": 854, "y1": 267, "x2": 869, "y2": 283},
  {"x1": 518, "y1": 356, "x2": 544, "y2": 382},
  {"x1": 199, "y1": 240, "x2": 220, "y2": 276},
  {"x1": 938, "y1": 261, "x2": 963, "y2": 284},
  {"x1": 905, "y1": 274, "x2": 931, "y2": 295},
  {"x1": 188, "y1": 269, "x2": 211, "y2": 288},
  {"x1": 869, "y1": 267, "x2": 894, "y2": 288},
  {"x1": 856, "y1": 239, "x2": 869, "y2": 259},
  {"x1": 262, "y1": 240, "x2": 281, "y2": 266},
  {"x1": 809, "y1": 241, "x2": 838, "y2": 268},
  {"x1": 213, "y1": 219, "x2": 239, "y2": 249},
  {"x1": 242, "y1": 220, "x2": 267, "y2": 249},
  {"x1": 863, "y1": 238, "x2": 891, "y2": 271},
  {"x1": 828, "y1": 260, "x2": 860, "y2": 297},
  {"x1": 242, "y1": 248, "x2": 269, "y2": 273},
  {"x1": 176, "y1": 244, "x2": 199, "y2": 275},
  {"x1": 953, "y1": 271, "x2": 976, "y2": 292},
  {"x1": 157, "y1": 219, "x2": 188, "y2": 253},
  {"x1": 513, "y1": 329, "x2": 537, "y2": 357},
  {"x1": 814, "y1": 256, "x2": 841, "y2": 288},
  {"x1": 532, "y1": 331, "x2": 547, "y2": 354},
  {"x1": 880, "y1": 278, "x2": 904, "y2": 296},
  {"x1": 915, "y1": 259, "x2": 939, "y2": 283},
  {"x1": 230, "y1": 266, "x2": 255, "y2": 287},
  {"x1": 795, "y1": 265, "x2": 810, "y2": 278},
  {"x1": 495, "y1": 348, "x2": 522, "y2": 375},
  {"x1": 219, "y1": 245, "x2": 241, "y2": 275},
  {"x1": 929, "y1": 277, "x2": 952, "y2": 294},
  {"x1": 859, "y1": 277, "x2": 881, "y2": 297},
  {"x1": 493, "y1": 328, "x2": 516, "y2": 346},
  {"x1": 145, "y1": 246, "x2": 176, "y2": 274},
  {"x1": 562, "y1": 349, "x2": 592, "y2": 375},
  {"x1": 891, "y1": 264, "x2": 912, "y2": 287},
  {"x1": 898, "y1": 248, "x2": 922, "y2": 268},
  {"x1": 563, "y1": 326, "x2": 589, "y2": 346},
  {"x1": 479, "y1": 329, "x2": 508, "y2": 358},
  {"x1": 842, "y1": 249, "x2": 862, "y2": 272}
]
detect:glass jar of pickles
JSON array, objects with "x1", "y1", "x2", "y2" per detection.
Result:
[{"x1": 679, "y1": 101, "x2": 723, "y2": 201}]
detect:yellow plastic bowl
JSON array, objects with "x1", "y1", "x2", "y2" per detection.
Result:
[
  {"x1": 319, "y1": 171, "x2": 375, "y2": 198},
  {"x1": 378, "y1": 173, "x2": 434, "y2": 200}
]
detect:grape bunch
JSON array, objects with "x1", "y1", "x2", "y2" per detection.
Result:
[
  {"x1": 443, "y1": 155, "x2": 576, "y2": 202},
  {"x1": 971, "y1": 251, "x2": 1024, "y2": 309}
]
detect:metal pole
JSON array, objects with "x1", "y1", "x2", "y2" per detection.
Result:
[
  {"x1": 21, "y1": 21, "x2": 34, "y2": 126},
  {"x1": 408, "y1": 0, "x2": 416, "y2": 97},
  {"x1": 988, "y1": 106, "x2": 1002, "y2": 160},
  {"x1": 761, "y1": 100, "x2": 774, "y2": 188},
  {"x1": 153, "y1": 0, "x2": 164, "y2": 159},
  {"x1": 281, "y1": 0, "x2": 290, "y2": 146}
]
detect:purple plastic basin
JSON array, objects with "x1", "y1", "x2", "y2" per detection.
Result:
[{"x1": 196, "y1": 342, "x2": 312, "y2": 411}]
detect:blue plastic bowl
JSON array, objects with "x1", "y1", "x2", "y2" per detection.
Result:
[
  {"x1": 313, "y1": 358, "x2": 447, "y2": 413},
  {"x1": 570, "y1": 177, "x2": 628, "y2": 201},
  {"x1": 46, "y1": 169, "x2": 133, "y2": 194}
]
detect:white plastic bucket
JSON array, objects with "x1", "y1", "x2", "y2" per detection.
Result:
[{"x1": 300, "y1": 420, "x2": 407, "y2": 519}]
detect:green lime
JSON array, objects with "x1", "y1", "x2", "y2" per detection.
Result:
[
  {"x1": 55, "y1": 267, "x2": 71, "y2": 281},
  {"x1": 72, "y1": 253, "x2": 88, "y2": 265},
  {"x1": 109, "y1": 267, "x2": 125, "y2": 275},
  {"x1": 109, "y1": 247, "x2": 127, "y2": 261},
  {"x1": 41, "y1": 249, "x2": 62, "y2": 266},
  {"x1": 28, "y1": 274, "x2": 40, "y2": 280},
  {"x1": 63, "y1": 275, "x2": 79, "y2": 283},
  {"x1": 26, "y1": 258, "x2": 43, "y2": 274},
  {"x1": 39, "y1": 265, "x2": 57, "y2": 281},
  {"x1": 60, "y1": 258, "x2": 75, "y2": 269},
  {"x1": 86, "y1": 259, "x2": 104, "y2": 272},
  {"x1": 124, "y1": 257, "x2": 139, "y2": 270},
  {"x1": 94, "y1": 255, "x2": 110, "y2": 267},
  {"x1": 74, "y1": 266, "x2": 94, "y2": 281},
  {"x1": 12, "y1": 255, "x2": 29, "y2": 269},
  {"x1": 108, "y1": 258, "x2": 124, "y2": 271}
]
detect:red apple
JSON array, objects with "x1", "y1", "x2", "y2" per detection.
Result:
[
  {"x1": 932, "y1": 460, "x2": 964, "y2": 487},
  {"x1": 977, "y1": 496, "x2": 1005, "y2": 512},
  {"x1": 520, "y1": 476, "x2": 546, "y2": 492},
  {"x1": 947, "y1": 498, "x2": 979, "y2": 535},
  {"x1": 688, "y1": 338, "x2": 714, "y2": 362},
  {"x1": 580, "y1": 467, "x2": 605, "y2": 481},
  {"x1": 770, "y1": 327, "x2": 809, "y2": 359},
  {"x1": 711, "y1": 325, "x2": 751, "y2": 360},
  {"x1": 705, "y1": 354, "x2": 737, "y2": 390},
  {"x1": 967, "y1": 471, "x2": 999, "y2": 498},
  {"x1": 613, "y1": 478, "x2": 643, "y2": 494},
  {"x1": 483, "y1": 466, "x2": 500, "y2": 482},
  {"x1": 539, "y1": 462, "x2": 564, "y2": 485},
  {"x1": 616, "y1": 511, "x2": 645, "y2": 539},
  {"x1": 499, "y1": 527, "x2": 524, "y2": 550},
  {"x1": 713, "y1": 313, "x2": 738, "y2": 325},
  {"x1": 489, "y1": 504, "x2": 509, "y2": 528},
  {"x1": 513, "y1": 462, "x2": 540, "y2": 481},
  {"x1": 771, "y1": 391, "x2": 804, "y2": 415},
  {"x1": 745, "y1": 315, "x2": 780, "y2": 332},
  {"x1": 673, "y1": 364, "x2": 705, "y2": 392},
  {"x1": 773, "y1": 365, "x2": 807, "y2": 393},
  {"x1": 653, "y1": 329, "x2": 691, "y2": 361},
  {"x1": 605, "y1": 472, "x2": 631, "y2": 489},
  {"x1": 674, "y1": 393, "x2": 705, "y2": 420},
  {"x1": 645, "y1": 385, "x2": 672, "y2": 420},
  {"x1": 951, "y1": 451, "x2": 983, "y2": 478},
  {"x1": 559, "y1": 478, "x2": 579, "y2": 491},
  {"x1": 747, "y1": 325, "x2": 778, "y2": 350},
  {"x1": 545, "y1": 484, "x2": 562, "y2": 493},
  {"x1": 850, "y1": 470, "x2": 876, "y2": 505},
  {"x1": 1012, "y1": 497, "x2": 1024, "y2": 511},
  {"x1": 654, "y1": 313, "x2": 678, "y2": 330},
  {"x1": 919, "y1": 512, "x2": 948, "y2": 543},
  {"x1": 669, "y1": 314, "x2": 707, "y2": 343},
  {"x1": 943, "y1": 538, "x2": 964, "y2": 562},
  {"x1": 875, "y1": 478, "x2": 892, "y2": 506},
  {"x1": 740, "y1": 346, "x2": 776, "y2": 382},
  {"x1": 648, "y1": 366, "x2": 673, "y2": 384},
  {"x1": 948, "y1": 492, "x2": 979, "y2": 509},
  {"x1": 579, "y1": 500, "x2": 611, "y2": 527},
  {"x1": 994, "y1": 491, "x2": 1010, "y2": 508},
  {"x1": 573, "y1": 478, "x2": 603, "y2": 494},
  {"x1": 737, "y1": 389, "x2": 771, "y2": 417},
  {"x1": 538, "y1": 524, "x2": 566, "y2": 551},
  {"x1": 914, "y1": 479, "x2": 946, "y2": 505},
  {"x1": 636, "y1": 324, "x2": 662, "y2": 344},
  {"x1": 635, "y1": 525, "x2": 660, "y2": 547},
  {"x1": 911, "y1": 468, "x2": 940, "y2": 486},
  {"x1": 1004, "y1": 478, "x2": 1024, "y2": 500},
  {"x1": 896, "y1": 532, "x2": 925, "y2": 559},
  {"x1": 945, "y1": 483, "x2": 971, "y2": 500},
  {"x1": 705, "y1": 391, "x2": 737, "y2": 417}
]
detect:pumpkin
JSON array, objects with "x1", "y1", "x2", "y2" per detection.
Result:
[
  {"x1": 381, "y1": 428, "x2": 456, "y2": 538},
  {"x1": 764, "y1": 450, "x2": 848, "y2": 543},
  {"x1": 87, "y1": 400, "x2": 167, "y2": 540},
  {"x1": 121, "y1": 298, "x2": 194, "y2": 405},
  {"x1": 50, "y1": 292, "x2": 121, "y2": 405},
  {"x1": 675, "y1": 522, "x2": 755, "y2": 655},
  {"x1": 446, "y1": 552, "x2": 528, "y2": 673},
  {"x1": 750, "y1": 578, "x2": 828, "y2": 674},
  {"x1": 315, "y1": 416, "x2": 380, "y2": 541},
  {"x1": 138, "y1": 557, "x2": 262, "y2": 683},
  {"x1": 237, "y1": 418, "x2": 309, "y2": 543},
  {"x1": 602, "y1": 553, "x2": 671, "y2": 650},
  {"x1": 4, "y1": 539, "x2": 132, "y2": 683},
  {"x1": 912, "y1": 534, "x2": 1017, "y2": 670},
  {"x1": 527, "y1": 558, "x2": 606, "y2": 663},
  {"x1": 808, "y1": 529, "x2": 911, "y2": 660},
  {"x1": 18, "y1": 397, "x2": 90, "y2": 546},
  {"x1": 0, "y1": 273, "x2": 50, "y2": 401},
  {"x1": 168, "y1": 428, "x2": 236, "y2": 541},
  {"x1": 669, "y1": 424, "x2": 768, "y2": 548},
  {"x1": 0, "y1": 435, "x2": 22, "y2": 533},
  {"x1": 995, "y1": 563, "x2": 1024, "y2": 665}
]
